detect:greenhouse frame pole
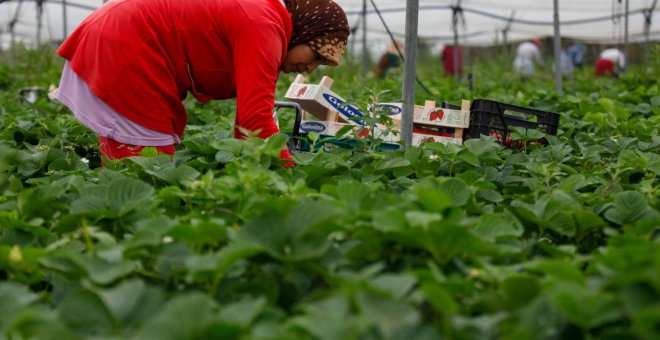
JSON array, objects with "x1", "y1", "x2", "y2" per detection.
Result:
[
  {"x1": 452, "y1": 6, "x2": 460, "y2": 80},
  {"x1": 623, "y1": 0, "x2": 630, "y2": 74},
  {"x1": 36, "y1": 0, "x2": 43, "y2": 45},
  {"x1": 644, "y1": 0, "x2": 659, "y2": 62},
  {"x1": 361, "y1": 0, "x2": 368, "y2": 80},
  {"x1": 553, "y1": 0, "x2": 562, "y2": 94},
  {"x1": 62, "y1": 0, "x2": 67, "y2": 39},
  {"x1": 401, "y1": 0, "x2": 419, "y2": 147}
]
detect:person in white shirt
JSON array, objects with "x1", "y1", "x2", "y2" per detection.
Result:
[
  {"x1": 514, "y1": 39, "x2": 543, "y2": 77},
  {"x1": 595, "y1": 48, "x2": 625, "y2": 77}
]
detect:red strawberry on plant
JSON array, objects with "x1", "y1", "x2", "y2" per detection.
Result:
[
  {"x1": 357, "y1": 128, "x2": 370, "y2": 138},
  {"x1": 429, "y1": 109, "x2": 444, "y2": 121}
]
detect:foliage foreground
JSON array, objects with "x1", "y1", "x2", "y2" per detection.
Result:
[{"x1": 0, "y1": 47, "x2": 659, "y2": 339}]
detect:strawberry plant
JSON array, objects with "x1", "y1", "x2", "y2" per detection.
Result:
[{"x1": 0, "y1": 45, "x2": 658, "y2": 339}]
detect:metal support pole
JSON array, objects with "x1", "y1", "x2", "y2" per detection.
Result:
[
  {"x1": 62, "y1": 0, "x2": 68, "y2": 39},
  {"x1": 36, "y1": 0, "x2": 43, "y2": 46},
  {"x1": 623, "y1": 0, "x2": 630, "y2": 74},
  {"x1": 503, "y1": 11, "x2": 515, "y2": 58},
  {"x1": 553, "y1": 0, "x2": 562, "y2": 94},
  {"x1": 401, "y1": 0, "x2": 419, "y2": 147},
  {"x1": 361, "y1": 0, "x2": 368, "y2": 81},
  {"x1": 452, "y1": 6, "x2": 460, "y2": 80},
  {"x1": 643, "y1": 1, "x2": 658, "y2": 63}
]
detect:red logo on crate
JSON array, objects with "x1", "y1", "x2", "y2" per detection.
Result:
[
  {"x1": 429, "y1": 109, "x2": 444, "y2": 121},
  {"x1": 296, "y1": 86, "x2": 308, "y2": 97}
]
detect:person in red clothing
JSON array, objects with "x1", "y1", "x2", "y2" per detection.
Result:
[
  {"x1": 440, "y1": 44, "x2": 463, "y2": 77},
  {"x1": 594, "y1": 48, "x2": 625, "y2": 78},
  {"x1": 55, "y1": 0, "x2": 349, "y2": 164}
]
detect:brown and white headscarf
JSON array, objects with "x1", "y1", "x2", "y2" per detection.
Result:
[{"x1": 284, "y1": 0, "x2": 350, "y2": 66}]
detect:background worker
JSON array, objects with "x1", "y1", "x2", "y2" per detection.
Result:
[
  {"x1": 595, "y1": 48, "x2": 626, "y2": 77},
  {"x1": 55, "y1": 0, "x2": 349, "y2": 163},
  {"x1": 374, "y1": 40, "x2": 404, "y2": 78},
  {"x1": 440, "y1": 44, "x2": 463, "y2": 77},
  {"x1": 566, "y1": 43, "x2": 586, "y2": 68},
  {"x1": 553, "y1": 48, "x2": 575, "y2": 80},
  {"x1": 513, "y1": 38, "x2": 543, "y2": 78}
]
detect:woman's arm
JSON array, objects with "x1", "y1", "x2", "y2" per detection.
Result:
[{"x1": 230, "y1": 20, "x2": 288, "y2": 140}]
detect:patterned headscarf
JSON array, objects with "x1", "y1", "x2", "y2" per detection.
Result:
[{"x1": 284, "y1": 0, "x2": 350, "y2": 66}]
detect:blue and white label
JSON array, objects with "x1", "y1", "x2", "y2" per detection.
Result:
[
  {"x1": 300, "y1": 121, "x2": 327, "y2": 133},
  {"x1": 322, "y1": 93, "x2": 365, "y2": 125},
  {"x1": 372, "y1": 104, "x2": 402, "y2": 116}
]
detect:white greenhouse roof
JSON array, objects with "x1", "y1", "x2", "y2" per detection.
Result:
[{"x1": 0, "y1": 0, "x2": 658, "y2": 51}]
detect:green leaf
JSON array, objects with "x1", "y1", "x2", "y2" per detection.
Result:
[
  {"x1": 127, "y1": 216, "x2": 177, "y2": 250},
  {"x1": 399, "y1": 223, "x2": 494, "y2": 263},
  {"x1": 69, "y1": 196, "x2": 109, "y2": 215},
  {"x1": 175, "y1": 165, "x2": 201, "y2": 183},
  {"x1": 633, "y1": 307, "x2": 660, "y2": 340},
  {"x1": 500, "y1": 275, "x2": 541, "y2": 310},
  {"x1": 167, "y1": 219, "x2": 227, "y2": 247},
  {"x1": 458, "y1": 149, "x2": 481, "y2": 167},
  {"x1": 378, "y1": 157, "x2": 411, "y2": 171},
  {"x1": 215, "y1": 242, "x2": 263, "y2": 274},
  {"x1": 356, "y1": 292, "x2": 420, "y2": 340},
  {"x1": 413, "y1": 187, "x2": 452, "y2": 212},
  {"x1": 574, "y1": 210, "x2": 607, "y2": 235},
  {"x1": 370, "y1": 274, "x2": 417, "y2": 300},
  {"x1": 217, "y1": 297, "x2": 266, "y2": 327},
  {"x1": 635, "y1": 103, "x2": 652, "y2": 114},
  {"x1": 185, "y1": 242, "x2": 262, "y2": 282},
  {"x1": 549, "y1": 283, "x2": 623, "y2": 329},
  {"x1": 57, "y1": 288, "x2": 115, "y2": 336},
  {"x1": 82, "y1": 256, "x2": 139, "y2": 285},
  {"x1": 419, "y1": 282, "x2": 458, "y2": 315},
  {"x1": 372, "y1": 209, "x2": 407, "y2": 232},
  {"x1": 215, "y1": 151, "x2": 236, "y2": 163},
  {"x1": 438, "y1": 178, "x2": 471, "y2": 206},
  {"x1": 139, "y1": 147, "x2": 160, "y2": 158},
  {"x1": 650, "y1": 96, "x2": 660, "y2": 107},
  {"x1": 133, "y1": 293, "x2": 217, "y2": 340},
  {"x1": 291, "y1": 295, "x2": 358, "y2": 340},
  {"x1": 598, "y1": 97, "x2": 616, "y2": 112},
  {"x1": 265, "y1": 133, "x2": 289, "y2": 151},
  {"x1": 0, "y1": 282, "x2": 39, "y2": 330},
  {"x1": 475, "y1": 189, "x2": 503, "y2": 203},
  {"x1": 285, "y1": 200, "x2": 339, "y2": 236},
  {"x1": 604, "y1": 191, "x2": 649, "y2": 225},
  {"x1": 405, "y1": 211, "x2": 442, "y2": 229},
  {"x1": 106, "y1": 178, "x2": 154, "y2": 214},
  {"x1": 97, "y1": 280, "x2": 164, "y2": 330},
  {"x1": 475, "y1": 213, "x2": 523, "y2": 241}
]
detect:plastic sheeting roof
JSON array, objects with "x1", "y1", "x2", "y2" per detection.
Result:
[{"x1": 0, "y1": 0, "x2": 658, "y2": 50}]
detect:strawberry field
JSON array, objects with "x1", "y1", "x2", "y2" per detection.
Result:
[{"x1": 1, "y1": 46, "x2": 659, "y2": 339}]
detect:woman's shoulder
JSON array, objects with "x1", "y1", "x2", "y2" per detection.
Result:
[{"x1": 224, "y1": 0, "x2": 287, "y2": 22}]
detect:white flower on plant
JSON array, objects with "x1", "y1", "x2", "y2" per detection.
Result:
[
  {"x1": 80, "y1": 158, "x2": 89, "y2": 164},
  {"x1": 162, "y1": 236, "x2": 173, "y2": 244}
]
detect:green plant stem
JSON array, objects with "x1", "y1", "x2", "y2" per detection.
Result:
[{"x1": 81, "y1": 217, "x2": 94, "y2": 253}]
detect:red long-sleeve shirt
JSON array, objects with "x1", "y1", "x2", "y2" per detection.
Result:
[
  {"x1": 57, "y1": 0, "x2": 292, "y2": 140},
  {"x1": 441, "y1": 45, "x2": 463, "y2": 77}
]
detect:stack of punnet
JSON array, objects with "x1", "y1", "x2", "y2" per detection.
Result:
[{"x1": 284, "y1": 75, "x2": 469, "y2": 146}]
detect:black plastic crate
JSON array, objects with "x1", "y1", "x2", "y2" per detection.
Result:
[{"x1": 466, "y1": 99, "x2": 560, "y2": 146}]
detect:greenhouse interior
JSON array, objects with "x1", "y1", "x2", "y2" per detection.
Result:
[{"x1": 0, "y1": 0, "x2": 659, "y2": 339}]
